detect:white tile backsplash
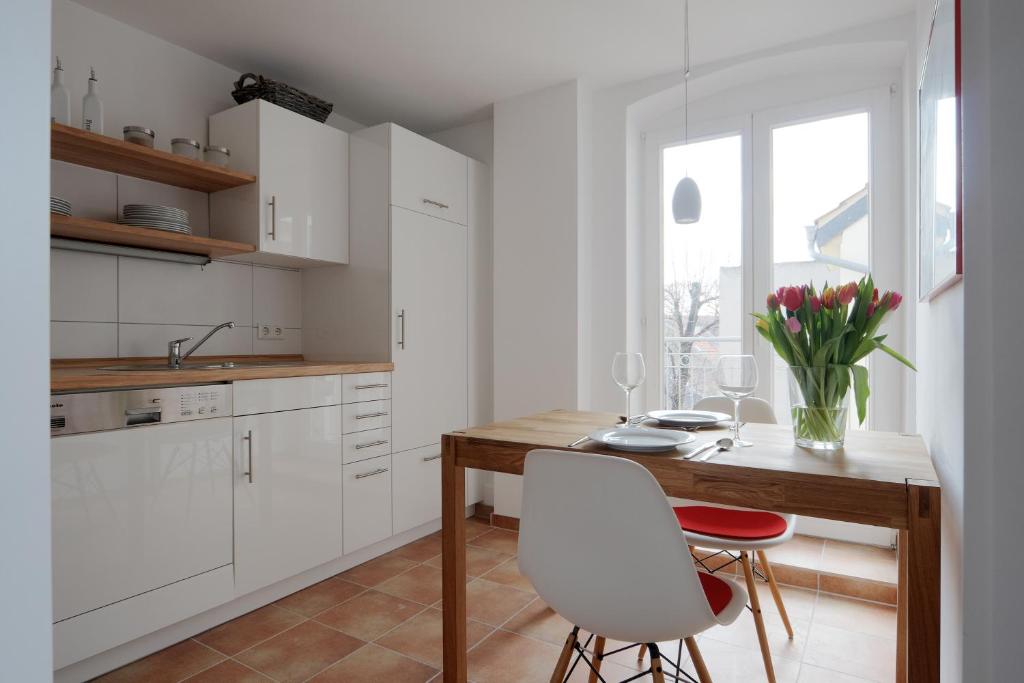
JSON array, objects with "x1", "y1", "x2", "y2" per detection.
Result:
[
  {"x1": 118, "y1": 258, "x2": 253, "y2": 327},
  {"x1": 253, "y1": 266, "x2": 303, "y2": 329},
  {"x1": 253, "y1": 327, "x2": 303, "y2": 355},
  {"x1": 51, "y1": 322, "x2": 118, "y2": 359},
  {"x1": 118, "y1": 323, "x2": 253, "y2": 358},
  {"x1": 51, "y1": 248, "x2": 302, "y2": 358},
  {"x1": 51, "y1": 250, "x2": 117, "y2": 322}
]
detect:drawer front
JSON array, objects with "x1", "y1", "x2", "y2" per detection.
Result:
[
  {"x1": 234, "y1": 375, "x2": 341, "y2": 415},
  {"x1": 343, "y1": 427, "x2": 391, "y2": 464},
  {"x1": 343, "y1": 399, "x2": 391, "y2": 434},
  {"x1": 390, "y1": 125, "x2": 468, "y2": 225},
  {"x1": 342, "y1": 372, "x2": 391, "y2": 404},
  {"x1": 343, "y1": 455, "x2": 393, "y2": 555},
  {"x1": 393, "y1": 444, "x2": 443, "y2": 535}
]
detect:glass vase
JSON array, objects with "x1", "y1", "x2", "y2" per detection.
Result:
[{"x1": 787, "y1": 365, "x2": 850, "y2": 450}]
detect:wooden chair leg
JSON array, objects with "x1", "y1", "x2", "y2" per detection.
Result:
[
  {"x1": 684, "y1": 636, "x2": 713, "y2": 683},
  {"x1": 588, "y1": 635, "x2": 606, "y2": 683},
  {"x1": 550, "y1": 626, "x2": 579, "y2": 683},
  {"x1": 637, "y1": 643, "x2": 647, "y2": 662},
  {"x1": 740, "y1": 552, "x2": 777, "y2": 683},
  {"x1": 756, "y1": 549, "x2": 794, "y2": 639},
  {"x1": 649, "y1": 644, "x2": 666, "y2": 683}
]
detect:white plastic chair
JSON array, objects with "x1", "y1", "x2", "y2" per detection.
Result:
[
  {"x1": 694, "y1": 395, "x2": 778, "y2": 424},
  {"x1": 519, "y1": 449, "x2": 747, "y2": 683}
]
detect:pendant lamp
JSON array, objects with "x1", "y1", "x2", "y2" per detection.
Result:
[{"x1": 672, "y1": 0, "x2": 701, "y2": 224}]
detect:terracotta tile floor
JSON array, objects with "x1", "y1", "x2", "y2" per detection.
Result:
[{"x1": 95, "y1": 524, "x2": 898, "y2": 683}]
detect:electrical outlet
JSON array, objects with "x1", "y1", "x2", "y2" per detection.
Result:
[{"x1": 257, "y1": 323, "x2": 285, "y2": 340}]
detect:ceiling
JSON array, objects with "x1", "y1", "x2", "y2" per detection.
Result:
[{"x1": 73, "y1": 0, "x2": 913, "y2": 133}]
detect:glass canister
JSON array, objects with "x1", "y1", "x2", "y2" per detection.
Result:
[
  {"x1": 171, "y1": 138, "x2": 201, "y2": 160},
  {"x1": 123, "y1": 126, "x2": 155, "y2": 148},
  {"x1": 203, "y1": 145, "x2": 230, "y2": 168}
]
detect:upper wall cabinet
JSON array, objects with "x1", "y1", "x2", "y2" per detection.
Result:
[
  {"x1": 209, "y1": 101, "x2": 349, "y2": 267},
  {"x1": 390, "y1": 125, "x2": 468, "y2": 225}
]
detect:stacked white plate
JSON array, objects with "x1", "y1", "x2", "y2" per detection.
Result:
[
  {"x1": 646, "y1": 409, "x2": 731, "y2": 428},
  {"x1": 587, "y1": 427, "x2": 696, "y2": 453},
  {"x1": 50, "y1": 197, "x2": 72, "y2": 216},
  {"x1": 120, "y1": 204, "x2": 191, "y2": 234}
]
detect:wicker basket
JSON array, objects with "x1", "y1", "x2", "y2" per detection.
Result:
[{"x1": 231, "y1": 73, "x2": 334, "y2": 123}]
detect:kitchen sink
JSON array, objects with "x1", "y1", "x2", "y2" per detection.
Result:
[{"x1": 97, "y1": 361, "x2": 307, "y2": 372}]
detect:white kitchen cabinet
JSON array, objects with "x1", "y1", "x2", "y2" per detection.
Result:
[
  {"x1": 392, "y1": 444, "x2": 444, "y2": 534},
  {"x1": 342, "y1": 372, "x2": 392, "y2": 404},
  {"x1": 391, "y1": 207, "x2": 468, "y2": 453},
  {"x1": 390, "y1": 125, "x2": 468, "y2": 225},
  {"x1": 343, "y1": 454, "x2": 393, "y2": 554},
  {"x1": 210, "y1": 100, "x2": 349, "y2": 267},
  {"x1": 233, "y1": 404, "x2": 343, "y2": 596},
  {"x1": 342, "y1": 398, "x2": 391, "y2": 434}
]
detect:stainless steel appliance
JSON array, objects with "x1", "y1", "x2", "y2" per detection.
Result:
[{"x1": 50, "y1": 385, "x2": 233, "y2": 630}]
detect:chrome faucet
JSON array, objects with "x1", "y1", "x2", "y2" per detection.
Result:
[{"x1": 167, "y1": 321, "x2": 236, "y2": 368}]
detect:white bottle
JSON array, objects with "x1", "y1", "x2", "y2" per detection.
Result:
[
  {"x1": 51, "y1": 57, "x2": 70, "y2": 125},
  {"x1": 82, "y1": 67, "x2": 103, "y2": 133}
]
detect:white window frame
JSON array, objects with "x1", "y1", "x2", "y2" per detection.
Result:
[{"x1": 642, "y1": 87, "x2": 901, "y2": 547}]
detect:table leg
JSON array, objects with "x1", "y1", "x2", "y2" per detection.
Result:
[
  {"x1": 896, "y1": 529, "x2": 909, "y2": 682},
  {"x1": 905, "y1": 482, "x2": 941, "y2": 683},
  {"x1": 442, "y1": 434, "x2": 467, "y2": 682}
]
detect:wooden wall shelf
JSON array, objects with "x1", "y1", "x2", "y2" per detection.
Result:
[
  {"x1": 51, "y1": 214, "x2": 256, "y2": 260},
  {"x1": 51, "y1": 123, "x2": 257, "y2": 192}
]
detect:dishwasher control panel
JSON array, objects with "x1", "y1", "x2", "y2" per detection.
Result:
[{"x1": 51, "y1": 384, "x2": 232, "y2": 436}]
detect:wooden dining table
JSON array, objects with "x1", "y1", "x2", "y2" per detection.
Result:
[{"x1": 440, "y1": 410, "x2": 940, "y2": 683}]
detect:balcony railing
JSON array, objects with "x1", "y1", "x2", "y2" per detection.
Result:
[{"x1": 662, "y1": 335, "x2": 740, "y2": 410}]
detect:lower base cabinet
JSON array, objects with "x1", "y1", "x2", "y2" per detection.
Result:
[
  {"x1": 343, "y1": 454, "x2": 393, "y2": 554},
  {"x1": 234, "y1": 405, "x2": 343, "y2": 596},
  {"x1": 393, "y1": 444, "x2": 444, "y2": 535}
]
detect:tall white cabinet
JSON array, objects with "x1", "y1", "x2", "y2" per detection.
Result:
[{"x1": 303, "y1": 123, "x2": 482, "y2": 517}]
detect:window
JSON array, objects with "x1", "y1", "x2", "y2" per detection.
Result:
[{"x1": 645, "y1": 89, "x2": 901, "y2": 434}]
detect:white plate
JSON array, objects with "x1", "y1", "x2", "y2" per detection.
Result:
[
  {"x1": 588, "y1": 427, "x2": 696, "y2": 453},
  {"x1": 646, "y1": 410, "x2": 731, "y2": 427}
]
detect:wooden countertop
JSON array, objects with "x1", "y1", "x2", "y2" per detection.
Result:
[{"x1": 52, "y1": 355, "x2": 393, "y2": 393}]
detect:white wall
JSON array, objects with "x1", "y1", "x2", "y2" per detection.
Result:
[
  {"x1": 960, "y1": 1, "x2": 1024, "y2": 681},
  {"x1": 1, "y1": 0, "x2": 53, "y2": 678},
  {"x1": 907, "y1": 1, "x2": 965, "y2": 680},
  {"x1": 492, "y1": 81, "x2": 581, "y2": 516},
  {"x1": 50, "y1": 0, "x2": 365, "y2": 359}
]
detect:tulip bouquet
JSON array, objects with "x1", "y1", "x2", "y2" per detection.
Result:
[{"x1": 753, "y1": 276, "x2": 915, "y2": 448}]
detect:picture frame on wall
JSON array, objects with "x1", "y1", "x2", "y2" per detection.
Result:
[{"x1": 918, "y1": 0, "x2": 962, "y2": 300}]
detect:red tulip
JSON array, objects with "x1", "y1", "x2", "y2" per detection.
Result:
[
  {"x1": 782, "y1": 286, "x2": 804, "y2": 311},
  {"x1": 838, "y1": 283, "x2": 856, "y2": 306},
  {"x1": 866, "y1": 302, "x2": 876, "y2": 318},
  {"x1": 822, "y1": 287, "x2": 836, "y2": 309},
  {"x1": 767, "y1": 292, "x2": 780, "y2": 310},
  {"x1": 785, "y1": 317, "x2": 802, "y2": 334},
  {"x1": 890, "y1": 291, "x2": 903, "y2": 310},
  {"x1": 872, "y1": 287, "x2": 879, "y2": 303},
  {"x1": 810, "y1": 296, "x2": 822, "y2": 313}
]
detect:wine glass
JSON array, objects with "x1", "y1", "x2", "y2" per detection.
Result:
[
  {"x1": 714, "y1": 354, "x2": 758, "y2": 447},
  {"x1": 612, "y1": 352, "x2": 646, "y2": 426}
]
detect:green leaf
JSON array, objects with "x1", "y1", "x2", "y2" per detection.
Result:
[
  {"x1": 877, "y1": 343, "x2": 918, "y2": 371},
  {"x1": 812, "y1": 336, "x2": 843, "y2": 367},
  {"x1": 851, "y1": 364, "x2": 870, "y2": 424}
]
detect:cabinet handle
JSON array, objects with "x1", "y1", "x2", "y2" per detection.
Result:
[
  {"x1": 242, "y1": 430, "x2": 254, "y2": 483},
  {"x1": 354, "y1": 383, "x2": 389, "y2": 390},
  {"x1": 422, "y1": 454, "x2": 443, "y2": 462},
  {"x1": 422, "y1": 198, "x2": 450, "y2": 210},
  {"x1": 268, "y1": 195, "x2": 277, "y2": 240},
  {"x1": 355, "y1": 439, "x2": 389, "y2": 450},
  {"x1": 397, "y1": 309, "x2": 406, "y2": 349},
  {"x1": 355, "y1": 411, "x2": 388, "y2": 420},
  {"x1": 355, "y1": 467, "x2": 389, "y2": 479}
]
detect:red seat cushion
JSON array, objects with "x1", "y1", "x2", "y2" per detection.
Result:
[
  {"x1": 674, "y1": 505, "x2": 788, "y2": 541},
  {"x1": 697, "y1": 572, "x2": 733, "y2": 615}
]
